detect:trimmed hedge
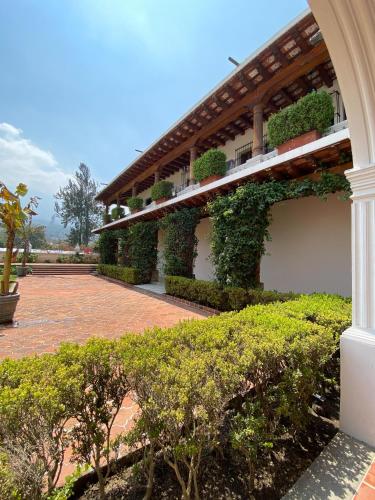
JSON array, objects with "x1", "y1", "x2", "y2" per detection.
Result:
[
  {"x1": 98, "y1": 263, "x2": 144, "y2": 285},
  {"x1": 111, "y1": 206, "x2": 125, "y2": 220},
  {"x1": 127, "y1": 196, "x2": 143, "y2": 211},
  {"x1": 268, "y1": 90, "x2": 334, "y2": 148},
  {"x1": 165, "y1": 275, "x2": 296, "y2": 311},
  {"x1": 0, "y1": 293, "x2": 350, "y2": 498},
  {"x1": 151, "y1": 180, "x2": 173, "y2": 201},
  {"x1": 193, "y1": 148, "x2": 227, "y2": 182}
]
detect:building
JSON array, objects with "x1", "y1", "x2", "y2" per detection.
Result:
[{"x1": 94, "y1": 8, "x2": 352, "y2": 297}]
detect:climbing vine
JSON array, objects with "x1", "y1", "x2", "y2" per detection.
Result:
[
  {"x1": 208, "y1": 172, "x2": 351, "y2": 288},
  {"x1": 128, "y1": 221, "x2": 158, "y2": 282},
  {"x1": 160, "y1": 208, "x2": 201, "y2": 278},
  {"x1": 98, "y1": 230, "x2": 118, "y2": 265}
]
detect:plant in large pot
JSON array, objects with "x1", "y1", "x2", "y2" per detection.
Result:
[
  {"x1": 16, "y1": 201, "x2": 39, "y2": 277},
  {"x1": 127, "y1": 196, "x2": 143, "y2": 213},
  {"x1": 0, "y1": 182, "x2": 36, "y2": 323},
  {"x1": 151, "y1": 180, "x2": 173, "y2": 204},
  {"x1": 267, "y1": 90, "x2": 334, "y2": 154},
  {"x1": 193, "y1": 149, "x2": 227, "y2": 186}
]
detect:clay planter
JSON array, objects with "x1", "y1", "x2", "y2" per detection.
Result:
[
  {"x1": 130, "y1": 208, "x2": 141, "y2": 214},
  {"x1": 0, "y1": 293, "x2": 20, "y2": 324},
  {"x1": 155, "y1": 196, "x2": 170, "y2": 205},
  {"x1": 16, "y1": 266, "x2": 27, "y2": 277},
  {"x1": 278, "y1": 130, "x2": 321, "y2": 155},
  {"x1": 200, "y1": 174, "x2": 224, "y2": 187}
]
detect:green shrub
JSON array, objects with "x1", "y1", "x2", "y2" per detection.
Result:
[
  {"x1": 268, "y1": 91, "x2": 334, "y2": 148},
  {"x1": 151, "y1": 180, "x2": 173, "y2": 201},
  {"x1": 103, "y1": 213, "x2": 111, "y2": 225},
  {"x1": 160, "y1": 208, "x2": 200, "y2": 278},
  {"x1": 193, "y1": 148, "x2": 227, "y2": 182},
  {"x1": 127, "y1": 197, "x2": 143, "y2": 211},
  {"x1": 165, "y1": 275, "x2": 296, "y2": 311},
  {"x1": 98, "y1": 263, "x2": 144, "y2": 285},
  {"x1": 111, "y1": 206, "x2": 125, "y2": 220},
  {"x1": 128, "y1": 221, "x2": 158, "y2": 282},
  {"x1": 0, "y1": 293, "x2": 349, "y2": 500},
  {"x1": 98, "y1": 230, "x2": 118, "y2": 265}
]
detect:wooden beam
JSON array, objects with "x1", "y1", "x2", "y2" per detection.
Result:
[{"x1": 102, "y1": 43, "x2": 328, "y2": 202}]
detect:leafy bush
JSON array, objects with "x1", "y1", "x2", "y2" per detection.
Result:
[
  {"x1": 193, "y1": 148, "x2": 227, "y2": 182},
  {"x1": 268, "y1": 91, "x2": 334, "y2": 148},
  {"x1": 151, "y1": 181, "x2": 173, "y2": 201},
  {"x1": 16, "y1": 252, "x2": 38, "y2": 263},
  {"x1": 98, "y1": 230, "x2": 118, "y2": 265},
  {"x1": 111, "y1": 206, "x2": 125, "y2": 220},
  {"x1": 98, "y1": 263, "x2": 144, "y2": 285},
  {"x1": 127, "y1": 197, "x2": 143, "y2": 211},
  {"x1": 0, "y1": 293, "x2": 350, "y2": 499},
  {"x1": 165, "y1": 275, "x2": 296, "y2": 311},
  {"x1": 128, "y1": 221, "x2": 158, "y2": 282},
  {"x1": 160, "y1": 208, "x2": 200, "y2": 278},
  {"x1": 56, "y1": 254, "x2": 98, "y2": 264}
]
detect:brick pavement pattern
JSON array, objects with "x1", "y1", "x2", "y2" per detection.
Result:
[{"x1": 0, "y1": 274, "x2": 206, "y2": 359}]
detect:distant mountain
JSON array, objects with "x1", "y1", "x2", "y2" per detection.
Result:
[{"x1": 33, "y1": 216, "x2": 68, "y2": 241}]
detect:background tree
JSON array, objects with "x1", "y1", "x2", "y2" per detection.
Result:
[{"x1": 54, "y1": 163, "x2": 101, "y2": 246}]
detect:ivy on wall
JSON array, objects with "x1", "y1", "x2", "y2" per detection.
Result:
[
  {"x1": 98, "y1": 230, "x2": 118, "y2": 265},
  {"x1": 160, "y1": 207, "x2": 201, "y2": 278},
  {"x1": 128, "y1": 221, "x2": 158, "y2": 282},
  {"x1": 208, "y1": 172, "x2": 351, "y2": 289}
]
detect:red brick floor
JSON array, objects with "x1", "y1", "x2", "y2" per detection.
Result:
[
  {"x1": 355, "y1": 460, "x2": 375, "y2": 499},
  {"x1": 0, "y1": 275, "x2": 207, "y2": 486},
  {"x1": 0, "y1": 274, "x2": 206, "y2": 359}
]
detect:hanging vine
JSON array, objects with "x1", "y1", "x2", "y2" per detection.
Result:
[
  {"x1": 160, "y1": 208, "x2": 201, "y2": 278},
  {"x1": 208, "y1": 172, "x2": 351, "y2": 289}
]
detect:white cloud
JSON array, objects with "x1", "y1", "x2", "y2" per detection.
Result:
[{"x1": 0, "y1": 122, "x2": 71, "y2": 195}]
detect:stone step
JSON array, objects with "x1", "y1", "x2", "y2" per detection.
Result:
[{"x1": 30, "y1": 264, "x2": 97, "y2": 275}]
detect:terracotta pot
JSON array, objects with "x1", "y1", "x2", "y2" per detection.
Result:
[
  {"x1": 277, "y1": 130, "x2": 321, "y2": 155},
  {"x1": 16, "y1": 266, "x2": 27, "y2": 277},
  {"x1": 0, "y1": 293, "x2": 20, "y2": 324},
  {"x1": 200, "y1": 174, "x2": 224, "y2": 187},
  {"x1": 130, "y1": 208, "x2": 141, "y2": 214},
  {"x1": 155, "y1": 196, "x2": 170, "y2": 205}
]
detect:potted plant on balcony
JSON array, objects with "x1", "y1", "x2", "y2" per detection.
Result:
[
  {"x1": 0, "y1": 182, "x2": 36, "y2": 323},
  {"x1": 127, "y1": 196, "x2": 143, "y2": 213},
  {"x1": 111, "y1": 206, "x2": 125, "y2": 220},
  {"x1": 17, "y1": 201, "x2": 39, "y2": 277},
  {"x1": 151, "y1": 180, "x2": 173, "y2": 204},
  {"x1": 193, "y1": 149, "x2": 227, "y2": 186},
  {"x1": 267, "y1": 90, "x2": 334, "y2": 155}
]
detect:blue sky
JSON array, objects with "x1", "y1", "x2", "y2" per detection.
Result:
[{"x1": 0, "y1": 0, "x2": 307, "y2": 219}]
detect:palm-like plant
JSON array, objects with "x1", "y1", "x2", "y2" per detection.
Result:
[{"x1": 0, "y1": 182, "x2": 37, "y2": 295}]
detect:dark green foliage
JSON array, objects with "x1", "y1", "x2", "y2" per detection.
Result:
[
  {"x1": 111, "y1": 206, "x2": 125, "y2": 220},
  {"x1": 193, "y1": 148, "x2": 227, "y2": 182},
  {"x1": 268, "y1": 91, "x2": 334, "y2": 148},
  {"x1": 128, "y1": 221, "x2": 158, "y2": 282},
  {"x1": 209, "y1": 172, "x2": 351, "y2": 288},
  {"x1": 165, "y1": 275, "x2": 296, "y2": 311},
  {"x1": 127, "y1": 197, "x2": 143, "y2": 211},
  {"x1": 103, "y1": 212, "x2": 111, "y2": 224},
  {"x1": 98, "y1": 264, "x2": 145, "y2": 285},
  {"x1": 0, "y1": 293, "x2": 350, "y2": 499},
  {"x1": 160, "y1": 208, "x2": 200, "y2": 278},
  {"x1": 54, "y1": 163, "x2": 102, "y2": 246},
  {"x1": 98, "y1": 230, "x2": 118, "y2": 265},
  {"x1": 151, "y1": 180, "x2": 173, "y2": 201}
]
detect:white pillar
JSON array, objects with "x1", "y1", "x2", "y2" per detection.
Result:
[{"x1": 309, "y1": 0, "x2": 375, "y2": 446}]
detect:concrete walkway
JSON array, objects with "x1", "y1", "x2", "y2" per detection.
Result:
[{"x1": 284, "y1": 432, "x2": 375, "y2": 499}]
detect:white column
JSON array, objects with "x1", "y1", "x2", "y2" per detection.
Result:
[{"x1": 309, "y1": 0, "x2": 375, "y2": 445}]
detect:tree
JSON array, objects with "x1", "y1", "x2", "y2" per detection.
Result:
[{"x1": 54, "y1": 163, "x2": 101, "y2": 246}]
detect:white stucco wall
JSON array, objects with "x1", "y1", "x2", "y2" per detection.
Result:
[
  {"x1": 261, "y1": 193, "x2": 351, "y2": 296},
  {"x1": 193, "y1": 217, "x2": 215, "y2": 281}
]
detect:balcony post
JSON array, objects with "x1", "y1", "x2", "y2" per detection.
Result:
[
  {"x1": 252, "y1": 103, "x2": 264, "y2": 157},
  {"x1": 189, "y1": 146, "x2": 198, "y2": 183},
  {"x1": 132, "y1": 183, "x2": 137, "y2": 197},
  {"x1": 154, "y1": 167, "x2": 161, "y2": 184}
]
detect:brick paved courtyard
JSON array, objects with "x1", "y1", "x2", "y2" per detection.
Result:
[{"x1": 0, "y1": 274, "x2": 206, "y2": 359}]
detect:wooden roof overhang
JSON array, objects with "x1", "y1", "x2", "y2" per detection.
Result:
[
  {"x1": 93, "y1": 134, "x2": 351, "y2": 233},
  {"x1": 96, "y1": 10, "x2": 337, "y2": 206}
]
